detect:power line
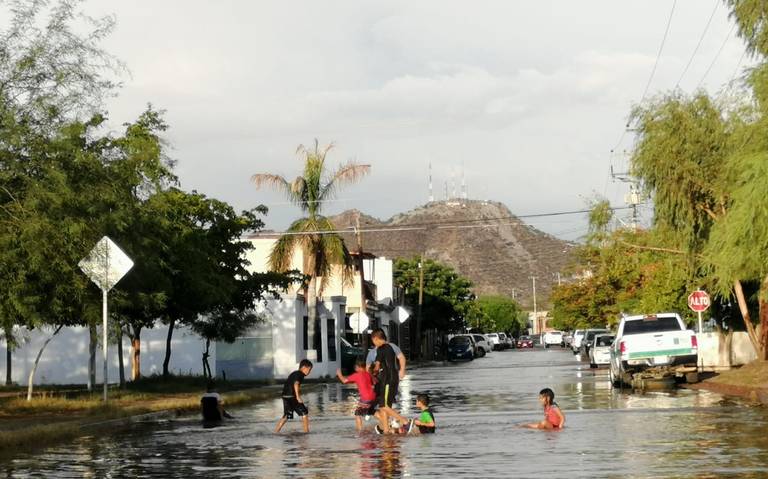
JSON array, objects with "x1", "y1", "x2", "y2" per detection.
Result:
[
  {"x1": 251, "y1": 206, "x2": 632, "y2": 237},
  {"x1": 639, "y1": 0, "x2": 678, "y2": 105},
  {"x1": 696, "y1": 21, "x2": 737, "y2": 90},
  {"x1": 675, "y1": 0, "x2": 719, "y2": 89}
]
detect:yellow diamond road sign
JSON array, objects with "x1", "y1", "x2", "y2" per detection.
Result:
[{"x1": 79, "y1": 236, "x2": 134, "y2": 292}]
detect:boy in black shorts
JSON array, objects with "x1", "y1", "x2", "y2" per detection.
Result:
[
  {"x1": 275, "y1": 359, "x2": 312, "y2": 433},
  {"x1": 371, "y1": 328, "x2": 410, "y2": 434}
]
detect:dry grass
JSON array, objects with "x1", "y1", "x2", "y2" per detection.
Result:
[{"x1": 710, "y1": 360, "x2": 768, "y2": 388}]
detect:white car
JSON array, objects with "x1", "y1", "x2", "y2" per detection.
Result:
[
  {"x1": 589, "y1": 334, "x2": 614, "y2": 368},
  {"x1": 542, "y1": 331, "x2": 564, "y2": 348},
  {"x1": 571, "y1": 329, "x2": 585, "y2": 354},
  {"x1": 498, "y1": 332, "x2": 512, "y2": 349},
  {"x1": 485, "y1": 333, "x2": 501, "y2": 351},
  {"x1": 472, "y1": 334, "x2": 492, "y2": 356}
]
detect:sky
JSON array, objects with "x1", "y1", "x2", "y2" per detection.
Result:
[{"x1": 79, "y1": 0, "x2": 749, "y2": 241}]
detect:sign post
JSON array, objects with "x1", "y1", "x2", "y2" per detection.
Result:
[
  {"x1": 688, "y1": 290, "x2": 711, "y2": 334},
  {"x1": 79, "y1": 236, "x2": 134, "y2": 402}
]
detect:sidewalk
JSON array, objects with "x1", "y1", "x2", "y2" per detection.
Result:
[{"x1": 684, "y1": 360, "x2": 768, "y2": 404}]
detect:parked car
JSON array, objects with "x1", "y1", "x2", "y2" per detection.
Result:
[
  {"x1": 340, "y1": 337, "x2": 365, "y2": 373},
  {"x1": 517, "y1": 335, "x2": 534, "y2": 348},
  {"x1": 498, "y1": 332, "x2": 513, "y2": 349},
  {"x1": 542, "y1": 331, "x2": 564, "y2": 348},
  {"x1": 589, "y1": 334, "x2": 615, "y2": 368},
  {"x1": 609, "y1": 313, "x2": 699, "y2": 387},
  {"x1": 579, "y1": 329, "x2": 610, "y2": 361},
  {"x1": 472, "y1": 334, "x2": 492, "y2": 356},
  {"x1": 447, "y1": 335, "x2": 475, "y2": 362},
  {"x1": 563, "y1": 332, "x2": 573, "y2": 348},
  {"x1": 571, "y1": 329, "x2": 585, "y2": 354},
  {"x1": 485, "y1": 333, "x2": 502, "y2": 351}
]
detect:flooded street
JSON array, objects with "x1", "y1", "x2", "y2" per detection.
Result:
[{"x1": 4, "y1": 348, "x2": 768, "y2": 478}]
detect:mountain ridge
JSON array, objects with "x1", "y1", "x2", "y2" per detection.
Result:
[{"x1": 329, "y1": 200, "x2": 574, "y2": 308}]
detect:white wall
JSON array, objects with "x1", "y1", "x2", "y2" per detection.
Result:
[
  {"x1": 1, "y1": 324, "x2": 211, "y2": 385},
  {"x1": 698, "y1": 331, "x2": 757, "y2": 370}
]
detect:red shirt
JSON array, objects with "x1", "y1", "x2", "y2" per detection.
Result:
[
  {"x1": 545, "y1": 404, "x2": 562, "y2": 428},
  {"x1": 346, "y1": 371, "x2": 376, "y2": 402}
]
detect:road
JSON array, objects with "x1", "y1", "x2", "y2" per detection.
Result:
[{"x1": 3, "y1": 348, "x2": 768, "y2": 477}]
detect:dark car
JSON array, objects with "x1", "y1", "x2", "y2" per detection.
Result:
[
  {"x1": 340, "y1": 337, "x2": 365, "y2": 373},
  {"x1": 517, "y1": 335, "x2": 534, "y2": 348},
  {"x1": 447, "y1": 335, "x2": 475, "y2": 362}
]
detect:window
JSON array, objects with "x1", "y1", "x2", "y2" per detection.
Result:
[
  {"x1": 623, "y1": 317, "x2": 681, "y2": 335},
  {"x1": 449, "y1": 336, "x2": 470, "y2": 346}
]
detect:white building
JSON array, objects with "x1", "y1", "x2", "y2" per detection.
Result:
[{"x1": 214, "y1": 236, "x2": 404, "y2": 381}]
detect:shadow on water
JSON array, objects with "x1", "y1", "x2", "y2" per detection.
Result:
[{"x1": 2, "y1": 349, "x2": 768, "y2": 478}]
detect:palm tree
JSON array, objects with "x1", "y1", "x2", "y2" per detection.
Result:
[{"x1": 252, "y1": 140, "x2": 370, "y2": 359}]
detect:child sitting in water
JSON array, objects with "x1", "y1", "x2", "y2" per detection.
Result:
[
  {"x1": 410, "y1": 393, "x2": 436, "y2": 434},
  {"x1": 524, "y1": 388, "x2": 565, "y2": 429},
  {"x1": 375, "y1": 393, "x2": 436, "y2": 435}
]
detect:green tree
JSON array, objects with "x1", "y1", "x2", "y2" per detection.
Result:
[
  {"x1": 475, "y1": 295, "x2": 526, "y2": 336},
  {"x1": 0, "y1": 0, "x2": 123, "y2": 127},
  {"x1": 394, "y1": 257, "x2": 476, "y2": 333},
  {"x1": 251, "y1": 140, "x2": 369, "y2": 358},
  {"x1": 630, "y1": 91, "x2": 766, "y2": 357}
]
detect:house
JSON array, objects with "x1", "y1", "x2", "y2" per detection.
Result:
[{"x1": 214, "y1": 235, "x2": 405, "y2": 381}]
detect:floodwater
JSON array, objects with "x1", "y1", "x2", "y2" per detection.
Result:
[{"x1": 3, "y1": 349, "x2": 768, "y2": 478}]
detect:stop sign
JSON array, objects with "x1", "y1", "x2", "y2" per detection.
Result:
[{"x1": 688, "y1": 290, "x2": 711, "y2": 312}]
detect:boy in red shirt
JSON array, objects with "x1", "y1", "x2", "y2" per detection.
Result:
[{"x1": 336, "y1": 359, "x2": 378, "y2": 431}]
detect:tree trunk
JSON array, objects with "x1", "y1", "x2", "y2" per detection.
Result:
[
  {"x1": 116, "y1": 324, "x2": 125, "y2": 388},
  {"x1": 733, "y1": 280, "x2": 762, "y2": 356},
  {"x1": 4, "y1": 325, "x2": 12, "y2": 386},
  {"x1": 130, "y1": 327, "x2": 142, "y2": 381},
  {"x1": 162, "y1": 318, "x2": 176, "y2": 378},
  {"x1": 5, "y1": 341, "x2": 11, "y2": 386},
  {"x1": 87, "y1": 322, "x2": 97, "y2": 391},
  {"x1": 307, "y1": 275, "x2": 318, "y2": 359},
  {"x1": 759, "y1": 275, "x2": 768, "y2": 361},
  {"x1": 27, "y1": 325, "x2": 63, "y2": 401},
  {"x1": 202, "y1": 339, "x2": 211, "y2": 379}
]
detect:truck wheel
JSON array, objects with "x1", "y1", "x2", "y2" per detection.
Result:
[
  {"x1": 610, "y1": 368, "x2": 619, "y2": 387},
  {"x1": 590, "y1": 363, "x2": 597, "y2": 369},
  {"x1": 685, "y1": 372, "x2": 699, "y2": 383}
]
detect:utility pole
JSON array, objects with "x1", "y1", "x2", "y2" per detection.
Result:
[
  {"x1": 416, "y1": 254, "x2": 424, "y2": 359},
  {"x1": 531, "y1": 276, "x2": 538, "y2": 334},
  {"x1": 512, "y1": 288, "x2": 516, "y2": 301},
  {"x1": 611, "y1": 164, "x2": 642, "y2": 230},
  {"x1": 355, "y1": 213, "x2": 367, "y2": 350}
]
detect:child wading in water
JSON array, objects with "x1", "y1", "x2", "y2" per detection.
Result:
[
  {"x1": 524, "y1": 388, "x2": 565, "y2": 429},
  {"x1": 275, "y1": 359, "x2": 312, "y2": 433},
  {"x1": 336, "y1": 360, "x2": 378, "y2": 431}
]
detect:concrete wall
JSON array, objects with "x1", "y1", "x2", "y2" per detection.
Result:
[
  {"x1": 698, "y1": 331, "x2": 757, "y2": 370},
  {"x1": 1, "y1": 324, "x2": 211, "y2": 385}
]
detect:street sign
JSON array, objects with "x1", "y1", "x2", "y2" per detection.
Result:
[
  {"x1": 688, "y1": 290, "x2": 711, "y2": 313},
  {"x1": 350, "y1": 311, "x2": 369, "y2": 334},
  {"x1": 79, "y1": 236, "x2": 134, "y2": 292},
  {"x1": 396, "y1": 306, "x2": 410, "y2": 324},
  {"x1": 79, "y1": 236, "x2": 134, "y2": 403}
]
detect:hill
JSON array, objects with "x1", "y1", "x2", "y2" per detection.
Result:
[{"x1": 329, "y1": 200, "x2": 575, "y2": 308}]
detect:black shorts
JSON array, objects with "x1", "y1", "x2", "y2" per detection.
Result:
[
  {"x1": 282, "y1": 397, "x2": 309, "y2": 419},
  {"x1": 376, "y1": 382, "x2": 398, "y2": 408},
  {"x1": 354, "y1": 399, "x2": 377, "y2": 416}
]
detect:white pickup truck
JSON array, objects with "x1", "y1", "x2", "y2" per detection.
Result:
[{"x1": 609, "y1": 313, "x2": 699, "y2": 389}]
